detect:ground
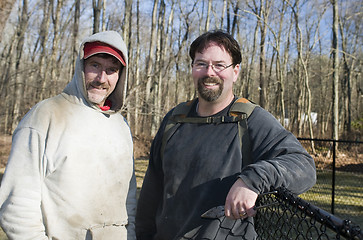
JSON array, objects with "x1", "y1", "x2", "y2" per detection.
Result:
[
  {"x1": 133, "y1": 134, "x2": 153, "y2": 159},
  {"x1": 0, "y1": 135, "x2": 11, "y2": 170}
]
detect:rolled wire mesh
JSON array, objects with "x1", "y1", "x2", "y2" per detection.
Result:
[
  {"x1": 180, "y1": 188, "x2": 362, "y2": 239},
  {"x1": 255, "y1": 188, "x2": 363, "y2": 240}
]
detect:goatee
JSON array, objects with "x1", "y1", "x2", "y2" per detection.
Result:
[{"x1": 197, "y1": 76, "x2": 224, "y2": 102}]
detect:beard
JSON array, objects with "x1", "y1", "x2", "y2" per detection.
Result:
[
  {"x1": 87, "y1": 91, "x2": 107, "y2": 105},
  {"x1": 86, "y1": 81, "x2": 110, "y2": 105},
  {"x1": 197, "y1": 76, "x2": 224, "y2": 102}
]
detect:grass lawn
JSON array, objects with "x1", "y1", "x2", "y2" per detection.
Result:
[
  {"x1": 300, "y1": 169, "x2": 363, "y2": 226},
  {"x1": 0, "y1": 231, "x2": 5, "y2": 240}
]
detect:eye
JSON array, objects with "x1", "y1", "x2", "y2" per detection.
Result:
[
  {"x1": 106, "y1": 67, "x2": 119, "y2": 75},
  {"x1": 194, "y1": 62, "x2": 208, "y2": 68},
  {"x1": 89, "y1": 62, "x2": 100, "y2": 69},
  {"x1": 214, "y1": 63, "x2": 226, "y2": 70}
]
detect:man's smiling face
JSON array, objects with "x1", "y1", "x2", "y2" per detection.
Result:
[
  {"x1": 84, "y1": 55, "x2": 121, "y2": 106},
  {"x1": 192, "y1": 42, "x2": 239, "y2": 103}
]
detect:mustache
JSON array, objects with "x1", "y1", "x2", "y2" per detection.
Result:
[{"x1": 90, "y1": 81, "x2": 109, "y2": 88}]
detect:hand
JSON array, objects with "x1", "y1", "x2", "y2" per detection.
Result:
[{"x1": 224, "y1": 178, "x2": 258, "y2": 219}]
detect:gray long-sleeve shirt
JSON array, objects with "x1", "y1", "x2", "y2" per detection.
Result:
[{"x1": 136, "y1": 98, "x2": 316, "y2": 240}]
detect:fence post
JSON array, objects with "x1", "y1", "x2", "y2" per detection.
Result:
[{"x1": 331, "y1": 140, "x2": 336, "y2": 214}]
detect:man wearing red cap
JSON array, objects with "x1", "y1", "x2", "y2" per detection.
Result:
[{"x1": 0, "y1": 31, "x2": 136, "y2": 239}]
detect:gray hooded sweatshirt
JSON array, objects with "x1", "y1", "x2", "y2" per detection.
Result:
[{"x1": 0, "y1": 31, "x2": 136, "y2": 239}]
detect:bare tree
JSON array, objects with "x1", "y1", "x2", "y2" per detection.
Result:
[
  {"x1": 0, "y1": 0, "x2": 362, "y2": 141},
  {"x1": 143, "y1": 0, "x2": 159, "y2": 135},
  {"x1": 152, "y1": 0, "x2": 166, "y2": 134},
  {"x1": 230, "y1": 1, "x2": 239, "y2": 36},
  {"x1": 10, "y1": 0, "x2": 28, "y2": 133},
  {"x1": 92, "y1": 0, "x2": 103, "y2": 33},
  {"x1": 122, "y1": 0, "x2": 132, "y2": 106},
  {"x1": 71, "y1": 0, "x2": 80, "y2": 74},
  {"x1": 0, "y1": 0, "x2": 15, "y2": 39},
  {"x1": 48, "y1": 0, "x2": 64, "y2": 97},
  {"x1": 101, "y1": 0, "x2": 106, "y2": 31},
  {"x1": 205, "y1": 0, "x2": 212, "y2": 31},
  {"x1": 331, "y1": 0, "x2": 339, "y2": 141},
  {"x1": 36, "y1": 0, "x2": 51, "y2": 100},
  {"x1": 338, "y1": 0, "x2": 361, "y2": 135},
  {"x1": 270, "y1": 1, "x2": 289, "y2": 127},
  {"x1": 250, "y1": 0, "x2": 271, "y2": 109},
  {"x1": 220, "y1": 0, "x2": 227, "y2": 29},
  {"x1": 134, "y1": 0, "x2": 141, "y2": 135}
]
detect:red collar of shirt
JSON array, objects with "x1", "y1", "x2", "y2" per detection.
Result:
[{"x1": 99, "y1": 99, "x2": 112, "y2": 111}]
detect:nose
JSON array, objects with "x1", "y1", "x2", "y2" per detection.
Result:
[
  {"x1": 97, "y1": 70, "x2": 107, "y2": 83},
  {"x1": 205, "y1": 64, "x2": 217, "y2": 76}
]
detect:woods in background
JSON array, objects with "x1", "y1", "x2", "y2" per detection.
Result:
[{"x1": 0, "y1": 0, "x2": 362, "y2": 141}]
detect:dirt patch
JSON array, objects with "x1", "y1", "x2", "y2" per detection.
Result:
[
  {"x1": 0, "y1": 135, "x2": 11, "y2": 170},
  {"x1": 313, "y1": 151, "x2": 363, "y2": 173},
  {"x1": 133, "y1": 135, "x2": 152, "y2": 159}
]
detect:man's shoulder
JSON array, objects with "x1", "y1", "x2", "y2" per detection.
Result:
[
  {"x1": 28, "y1": 95, "x2": 65, "y2": 114},
  {"x1": 17, "y1": 95, "x2": 66, "y2": 127}
]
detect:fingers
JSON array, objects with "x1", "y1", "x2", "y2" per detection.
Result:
[
  {"x1": 224, "y1": 178, "x2": 259, "y2": 219},
  {"x1": 238, "y1": 211, "x2": 247, "y2": 218},
  {"x1": 225, "y1": 201, "x2": 253, "y2": 219},
  {"x1": 225, "y1": 205, "x2": 254, "y2": 219}
]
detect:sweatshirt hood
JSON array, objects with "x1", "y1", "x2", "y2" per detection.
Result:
[{"x1": 63, "y1": 31, "x2": 128, "y2": 113}]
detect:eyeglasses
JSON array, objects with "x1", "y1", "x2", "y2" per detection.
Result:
[{"x1": 192, "y1": 62, "x2": 234, "y2": 72}]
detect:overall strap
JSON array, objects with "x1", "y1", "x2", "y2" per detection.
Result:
[
  {"x1": 229, "y1": 98, "x2": 257, "y2": 167},
  {"x1": 160, "y1": 99, "x2": 196, "y2": 160}
]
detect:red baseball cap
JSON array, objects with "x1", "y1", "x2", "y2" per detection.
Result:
[{"x1": 83, "y1": 41, "x2": 126, "y2": 66}]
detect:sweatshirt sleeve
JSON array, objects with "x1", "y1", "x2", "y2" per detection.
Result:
[
  {"x1": 0, "y1": 127, "x2": 49, "y2": 240},
  {"x1": 126, "y1": 170, "x2": 137, "y2": 240},
  {"x1": 239, "y1": 107, "x2": 316, "y2": 195}
]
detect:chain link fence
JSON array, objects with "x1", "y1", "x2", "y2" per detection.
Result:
[
  {"x1": 256, "y1": 188, "x2": 363, "y2": 240},
  {"x1": 180, "y1": 188, "x2": 362, "y2": 239},
  {"x1": 298, "y1": 138, "x2": 363, "y2": 226}
]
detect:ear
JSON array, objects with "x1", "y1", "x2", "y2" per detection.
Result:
[{"x1": 232, "y1": 64, "x2": 240, "y2": 83}]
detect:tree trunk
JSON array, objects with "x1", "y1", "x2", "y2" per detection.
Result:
[
  {"x1": 258, "y1": 0, "x2": 268, "y2": 108},
  {"x1": 291, "y1": 0, "x2": 304, "y2": 136},
  {"x1": 101, "y1": 0, "x2": 106, "y2": 31},
  {"x1": 11, "y1": 0, "x2": 28, "y2": 133},
  {"x1": 220, "y1": 0, "x2": 227, "y2": 29},
  {"x1": 134, "y1": 0, "x2": 141, "y2": 136},
  {"x1": 153, "y1": 0, "x2": 165, "y2": 135},
  {"x1": 48, "y1": 0, "x2": 63, "y2": 97},
  {"x1": 331, "y1": 0, "x2": 339, "y2": 142},
  {"x1": 0, "y1": 0, "x2": 15, "y2": 39},
  {"x1": 205, "y1": 0, "x2": 212, "y2": 31},
  {"x1": 339, "y1": 18, "x2": 353, "y2": 134},
  {"x1": 37, "y1": 0, "x2": 51, "y2": 100},
  {"x1": 92, "y1": 0, "x2": 102, "y2": 33},
  {"x1": 123, "y1": 0, "x2": 132, "y2": 107},
  {"x1": 1, "y1": 34, "x2": 16, "y2": 133},
  {"x1": 144, "y1": 0, "x2": 159, "y2": 136},
  {"x1": 274, "y1": 1, "x2": 288, "y2": 127},
  {"x1": 71, "y1": 0, "x2": 80, "y2": 74},
  {"x1": 231, "y1": 1, "x2": 239, "y2": 36}
]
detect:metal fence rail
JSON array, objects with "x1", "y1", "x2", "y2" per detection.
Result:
[
  {"x1": 255, "y1": 188, "x2": 363, "y2": 240},
  {"x1": 297, "y1": 138, "x2": 362, "y2": 224}
]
